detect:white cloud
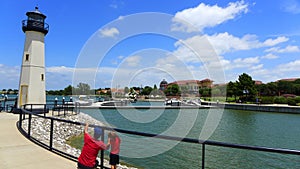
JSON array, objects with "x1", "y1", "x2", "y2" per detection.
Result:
[
  {"x1": 0, "y1": 64, "x2": 20, "y2": 89},
  {"x1": 46, "y1": 66, "x2": 74, "y2": 73},
  {"x1": 118, "y1": 55, "x2": 125, "y2": 59},
  {"x1": 124, "y1": 55, "x2": 141, "y2": 67},
  {"x1": 99, "y1": 27, "x2": 120, "y2": 38},
  {"x1": 282, "y1": 0, "x2": 300, "y2": 14},
  {"x1": 207, "y1": 33, "x2": 289, "y2": 55},
  {"x1": 175, "y1": 32, "x2": 288, "y2": 56},
  {"x1": 248, "y1": 59, "x2": 300, "y2": 83},
  {"x1": 277, "y1": 60, "x2": 300, "y2": 72},
  {"x1": 262, "y1": 36, "x2": 289, "y2": 46},
  {"x1": 172, "y1": 0, "x2": 249, "y2": 32},
  {"x1": 261, "y1": 53, "x2": 279, "y2": 59},
  {"x1": 172, "y1": 35, "x2": 220, "y2": 64},
  {"x1": 109, "y1": 0, "x2": 125, "y2": 9},
  {"x1": 264, "y1": 45, "x2": 300, "y2": 53},
  {"x1": 250, "y1": 64, "x2": 263, "y2": 70},
  {"x1": 232, "y1": 56, "x2": 260, "y2": 68},
  {"x1": 207, "y1": 32, "x2": 259, "y2": 54}
]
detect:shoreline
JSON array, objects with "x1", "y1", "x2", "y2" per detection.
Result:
[
  {"x1": 201, "y1": 101, "x2": 300, "y2": 114},
  {"x1": 78, "y1": 101, "x2": 300, "y2": 114}
]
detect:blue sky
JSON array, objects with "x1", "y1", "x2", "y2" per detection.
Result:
[{"x1": 0, "y1": 0, "x2": 300, "y2": 90}]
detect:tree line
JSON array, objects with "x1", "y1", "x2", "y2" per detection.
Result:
[
  {"x1": 225, "y1": 73, "x2": 300, "y2": 105},
  {"x1": 32, "y1": 73, "x2": 300, "y2": 105}
]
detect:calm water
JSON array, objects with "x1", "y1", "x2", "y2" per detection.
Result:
[{"x1": 80, "y1": 102, "x2": 300, "y2": 169}]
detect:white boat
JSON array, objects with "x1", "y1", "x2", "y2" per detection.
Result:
[
  {"x1": 165, "y1": 98, "x2": 181, "y2": 106},
  {"x1": 75, "y1": 95, "x2": 94, "y2": 106}
]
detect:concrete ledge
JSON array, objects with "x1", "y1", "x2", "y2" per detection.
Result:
[{"x1": 202, "y1": 102, "x2": 300, "y2": 114}]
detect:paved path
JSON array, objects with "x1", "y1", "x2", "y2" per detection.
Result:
[{"x1": 0, "y1": 112, "x2": 76, "y2": 169}]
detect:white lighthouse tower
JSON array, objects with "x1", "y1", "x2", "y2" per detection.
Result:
[{"x1": 18, "y1": 7, "x2": 49, "y2": 108}]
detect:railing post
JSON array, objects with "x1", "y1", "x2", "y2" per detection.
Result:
[
  {"x1": 28, "y1": 113, "x2": 32, "y2": 138},
  {"x1": 49, "y1": 119, "x2": 54, "y2": 150},
  {"x1": 100, "y1": 128, "x2": 105, "y2": 169},
  {"x1": 44, "y1": 104, "x2": 46, "y2": 117},
  {"x1": 23, "y1": 105, "x2": 26, "y2": 120},
  {"x1": 19, "y1": 109, "x2": 22, "y2": 128},
  {"x1": 202, "y1": 143, "x2": 205, "y2": 169}
]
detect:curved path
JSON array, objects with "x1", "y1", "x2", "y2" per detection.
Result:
[{"x1": 0, "y1": 112, "x2": 76, "y2": 169}]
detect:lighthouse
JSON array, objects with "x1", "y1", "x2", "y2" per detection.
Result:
[{"x1": 18, "y1": 7, "x2": 49, "y2": 108}]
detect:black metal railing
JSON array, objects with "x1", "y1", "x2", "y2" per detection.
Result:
[
  {"x1": 22, "y1": 20, "x2": 49, "y2": 34},
  {"x1": 17, "y1": 104, "x2": 300, "y2": 169}
]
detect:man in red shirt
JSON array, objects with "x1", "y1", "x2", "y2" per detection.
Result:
[
  {"x1": 78, "y1": 123, "x2": 107, "y2": 169},
  {"x1": 107, "y1": 132, "x2": 121, "y2": 169}
]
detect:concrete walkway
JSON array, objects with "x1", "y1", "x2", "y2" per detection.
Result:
[{"x1": 0, "y1": 112, "x2": 76, "y2": 169}]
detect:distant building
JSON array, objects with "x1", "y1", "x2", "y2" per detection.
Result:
[
  {"x1": 167, "y1": 79, "x2": 214, "y2": 94},
  {"x1": 159, "y1": 79, "x2": 168, "y2": 91},
  {"x1": 111, "y1": 88, "x2": 124, "y2": 95},
  {"x1": 254, "y1": 80, "x2": 263, "y2": 85},
  {"x1": 277, "y1": 78, "x2": 300, "y2": 82},
  {"x1": 96, "y1": 88, "x2": 110, "y2": 95},
  {"x1": 199, "y1": 78, "x2": 214, "y2": 88}
]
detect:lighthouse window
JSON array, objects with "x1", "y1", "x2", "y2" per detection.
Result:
[
  {"x1": 41, "y1": 74, "x2": 44, "y2": 81},
  {"x1": 25, "y1": 54, "x2": 29, "y2": 61}
]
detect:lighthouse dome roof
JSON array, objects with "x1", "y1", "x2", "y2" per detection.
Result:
[{"x1": 26, "y1": 7, "x2": 46, "y2": 18}]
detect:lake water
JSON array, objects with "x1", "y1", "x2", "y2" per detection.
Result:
[
  {"x1": 79, "y1": 101, "x2": 300, "y2": 169},
  {"x1": 3, "y1": 96, "x2": 299, "y2": 168}
]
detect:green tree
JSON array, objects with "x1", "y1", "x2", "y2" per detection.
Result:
[
  {"x1": 165, "y1": 84, "x2": 180, "y2": 96},
  {"x1": 151, "y1": 84, "x2": 160, "y2": 95},
  {"x1": 277, "y1": 80, "x2": 292, "y2": 95},
  {"x1": 226, "y1": 81, "x2": 238, "y2": 101},
  {"x1": 266, "y1": 82, "x2": 278, "y2": 96},
  {"x1": 236, "y1": 73, "x2": 257, "y2": 101},
  {"x1": 124, "y1": 87, "x2": 130, "y2": 94},
  {"x1": 63, "y1": 85, "x2": 73, "y2": 95},
  {"x1": 141, "y1": 86, "x2": 153, "y2": 95},
  {"x1": 293, "y1": 84, "x2": 300, "y2": 95},
  {"x1": 199, "y1": 87, "x2": 211, "y2": 97},
  {"x1": 76, "y1": 83, "x2": 91, "y2": 95}
]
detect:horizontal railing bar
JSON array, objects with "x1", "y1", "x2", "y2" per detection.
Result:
[{"x1": 204, "y1": 140, "x2": 300, "y2": 155}]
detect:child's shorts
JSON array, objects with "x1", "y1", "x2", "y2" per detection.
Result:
[{"x1": 109, "y1": 153, "x2": 119, "y2": 165}]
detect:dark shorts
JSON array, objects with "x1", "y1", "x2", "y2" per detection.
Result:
[
  {"x1": 109, "y1": 153, "x2": 119, "y2": 165},
  {"x1": 77, "y1": 160, "x2": 98, "y2": 169}
]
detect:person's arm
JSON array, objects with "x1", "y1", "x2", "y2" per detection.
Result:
[
  {"x1": 106, "y1": 138, "x2": 111, "y2": 150},
  {"x1": 84, "y1": 123, "x2": 89, "y2": 133}
]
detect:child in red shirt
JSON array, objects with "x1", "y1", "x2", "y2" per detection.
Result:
[
  {"x1": 78, "y1": 123, "x2": 107, "y2": 169},
  {"x1": 107, "y1": 132, "x2": 121, "y2": 169}
]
